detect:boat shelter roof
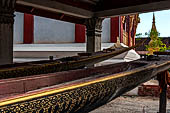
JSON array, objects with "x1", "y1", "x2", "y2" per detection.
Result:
[{"x1": 16, "y1": 0, "x2": 170, "y2": 24}]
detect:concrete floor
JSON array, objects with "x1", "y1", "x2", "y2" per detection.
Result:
[{"x1": 90, "y1": 96, "x2": 170, "y2": 113}]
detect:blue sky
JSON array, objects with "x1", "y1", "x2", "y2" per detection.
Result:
[{"x1": 136, "y1": 9, "x2": 170, "y2": 37}]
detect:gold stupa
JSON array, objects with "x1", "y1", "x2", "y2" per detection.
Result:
[{"x1": 148, "y1": 13, "x2": 160, "y2": 55}]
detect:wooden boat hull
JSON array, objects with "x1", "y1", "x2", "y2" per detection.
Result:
[
  {"x1": 0, "y1": 57, "x2": 170, "y2": 113},
  {"x1": 0, "y1": 45, "x2": 137, "y2": 80}
]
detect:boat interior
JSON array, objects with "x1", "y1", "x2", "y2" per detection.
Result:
[{"x1": 0, "y1": 61, "x2": 147, "y2": 99}]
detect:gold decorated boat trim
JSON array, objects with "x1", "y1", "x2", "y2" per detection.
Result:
[{"x1": 0, "y1": 64, "x2": 156, "y2": 106}]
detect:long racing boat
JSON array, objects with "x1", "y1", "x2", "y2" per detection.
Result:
[{"x1": 0, "y1": 55, "x2": 169, "y2": 113}]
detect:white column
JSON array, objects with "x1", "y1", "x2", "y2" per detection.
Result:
[{"x1": 85, "y1": 18, "x2": 103, "y2": 53}]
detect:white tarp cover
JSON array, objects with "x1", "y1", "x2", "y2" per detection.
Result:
[{"x1": 110, "y1": 43, "x2": 140, "y2": 62}]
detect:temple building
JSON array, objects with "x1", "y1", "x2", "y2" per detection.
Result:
[
  {"x1": 14, "y1": 13, "x2": 140, "y2": 47},
  {"x1": 136, "y1": 14, "x2": 170, "y2": 52},
  {"x1": 1, "y1": 1, "x2": 170, "y2": 112}
]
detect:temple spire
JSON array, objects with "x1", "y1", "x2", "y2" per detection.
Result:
[
  {"x1": 147, "y1": 13, "x2": 160, "y2": 55},
  {"x1": 151, "y1": 13, "x2": 157, "y2": 32}
]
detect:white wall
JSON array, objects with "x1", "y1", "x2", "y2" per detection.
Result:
[
  {"x1": 13, "y1": 12, "x2": 24, "y2": 44},
  {"x1": 34, "y1": 16, "x2": 75, "y2": 43},
  {"x1": 102, "y1": 18, "x2": 110, "y2": 43},
  {"x1": 13, "y1": 13, "x2": 111, "y2": 44}
]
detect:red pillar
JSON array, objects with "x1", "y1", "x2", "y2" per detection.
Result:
[
  {"x1": 128, "y1": 32, "x2": 131, "y2": 47},
  {"x1": 132, "y1": 30, "x2": 136, "y2": 46},
  {"x1": 133, "y1": 23, "x2": 138, "y2": 46},
  {"x1": 128, "y1": 17, "x2": 131, "y2": 47},
  {"x1": 110, "y1": 17, "x2": 119, "y2": 43},
  {"x1": 24, "y1": 13, "x2": 34, "y2": 44},
  {"x1": 132, "y1": 36, "x2": 135, "y2": 46},
  {"x1": 120, "y1": 17, "x2": 124, "y2": 43},
  {"x1": 75, "y1": 24, "x2": 86, "y2": 43}
]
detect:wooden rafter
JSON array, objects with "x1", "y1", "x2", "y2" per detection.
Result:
[
  {"x1": 16, "y1": 0, "x2": 93, "y2": 18},
  {"x1": 16, "y1": 4, "x2": 86, "y2": 24},
  {"x1": 15, "y1": 0, "x2": 170, "y2": 24}
]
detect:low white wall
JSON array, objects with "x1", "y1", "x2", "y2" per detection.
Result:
[
  {"x1": 34, "y1": 16, "x2": 75, "y2": 43},
  {"x1": 13, "y1": 12, "x2": 111, "y2": 44},
  {"x1": 102, "y1": 18, "x2": 110, "y2": 43},
  {"x1": 13, "y1": 12, "x2": 24, "y2": 44}
]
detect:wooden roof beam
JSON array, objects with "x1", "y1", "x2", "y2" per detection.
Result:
[
  {"x1": 94, "y1": 0, "x2": 170, "y2": 17},
  {"x1": 16, "y1": 4, "x2": 86, "y2": 25},
  {"x1": 16, "y1": 0, "x2": 94, "y2": 18},
  {"x1": 77, "y1": 0, "x2": 97, "y2": 5}
]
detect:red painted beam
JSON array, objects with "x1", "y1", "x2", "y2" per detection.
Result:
[
  {"x1": 110, "y1": 17, "x2": 119, "y2": 43},
  {"x1": 24, "y1": 13, "x2": 34, "y2": 44},
  {"x1": 75, "y1": 24, "x2": 86, "y2": 43}
]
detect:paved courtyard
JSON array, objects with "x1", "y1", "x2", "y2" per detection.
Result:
[{"x1": 90, "y1": 96, "x2": 170, "y2": 113}]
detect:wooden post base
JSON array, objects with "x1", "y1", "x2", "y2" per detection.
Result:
[{"x1": 157, "y1": 71, "x2": 169, "y2": 113}]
